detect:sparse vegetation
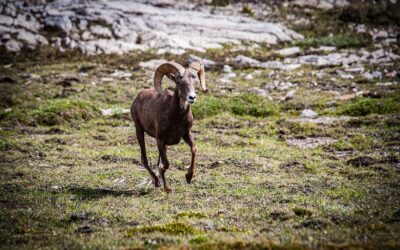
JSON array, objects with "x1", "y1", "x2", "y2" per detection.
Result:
[
  {"x1": 338, "y1": 97, "x2": 400, "y2": 116},
  {"x1": 295, "y1": 35, "x2": 369, "y2": 49},
  {"x1": 0, "y1": 1, "x2": 399, "y2": 249}
]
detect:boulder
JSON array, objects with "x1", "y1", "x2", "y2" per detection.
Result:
[
  {"x1": 301, "y1": 109, "x2": 318, "y2": 118},
  {"x1": 188, "y1": 54, "x2": 216, "y2": 69},
  {"x1": 45, "y1": 15, "x2": 72, "y2": 33},
  {"x1": 5, "y1": 39, "x2": 22, "y2": 53},
  {"x1": 234, "y1": 55, "x2": 260, "y2": 67},
  {"x1": 276, "y1": 47, "x2": 301, "y2": 57}
]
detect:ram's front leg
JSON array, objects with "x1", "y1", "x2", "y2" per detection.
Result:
[
  {"x1": 183, "y1": 131, "x2": 197, "y2": 184},
  {"x1": 157, "y1": 139, "x2": 172, "y2": 193}
]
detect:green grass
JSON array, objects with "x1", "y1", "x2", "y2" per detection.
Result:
[
  {"x1": 0, "y1": 36, "x2": 399, "y2": 250},
  {"x1": 294, "y1": 35, "x2": 368, "y2": 49},
  {"x1": 192, "y1": 93, "x2": 279, "y2": 119},
  {"x1": 338, "y1": 97, "x2": 400, "y2": 116},
  {"x1": 127, "y1": 222, "x2": 198, "y2": 236}
]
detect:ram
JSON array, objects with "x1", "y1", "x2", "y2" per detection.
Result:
[{"x1": 131, "y1": 61, "x2": 207, "y2": 193}]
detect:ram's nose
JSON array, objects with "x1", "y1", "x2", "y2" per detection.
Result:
[{"x1": 188, "y1": 94, "x2": 197, "y2": 103}]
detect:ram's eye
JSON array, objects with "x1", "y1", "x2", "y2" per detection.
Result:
[{"x1": 190, "y1": 75, "x2": 196, "y2": 78}]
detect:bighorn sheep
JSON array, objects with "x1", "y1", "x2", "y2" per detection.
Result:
[{"x1": 131, "y1": 61, "x2": 207, "y2": 193}]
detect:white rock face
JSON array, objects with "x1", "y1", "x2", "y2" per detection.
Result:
[{"x1": 0, "y1": 0, "x2": 303, "y2": 55}]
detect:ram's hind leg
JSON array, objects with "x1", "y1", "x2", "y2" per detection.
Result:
[
  {"x1": 157, "y1": 140, "x2": 171, "y2": 193},
  {"x1": 183, "y1": 131, "x2": 197, "y2": 184},
  {"x1": 135, "y1": 124, "x2": 159, "y2": 187}
]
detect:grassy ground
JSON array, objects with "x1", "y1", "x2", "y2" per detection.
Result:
[
  {"x1": 0, "y1": 47, "x2": 399, "y2": 249},
  {"x1": 1, "y1": 3, "x2": 400, "y2": 248}
]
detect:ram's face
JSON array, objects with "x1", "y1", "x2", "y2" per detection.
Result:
[{"x1": 176, "y1": 70, "x2": 198, "y2": 104}]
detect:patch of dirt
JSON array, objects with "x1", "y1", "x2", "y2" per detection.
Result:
[
  {"x1": 76, "y1": 225, "x2": 94, "y2": 234},
  {"x1": 99, "y1": 155, "x2": 139, "y2": 164},
  {"x1": 269, "y1": 211, "x2": 291, "y2": 221},
  {"x1": 346, "y1": 156, "x2": 377, "y2": 167},
  {"x1": 287, "y1": 116, "x2": 352, "y2": 125},
  {"x1": 279, "y1": 160, "x2": 307, "y2": 172},
  {"x1": 287, "y1": 137, "x2": 336, "y2": 149},
  {"x1": 299, "y1": 218, "x2": 330, "y2": 229}
]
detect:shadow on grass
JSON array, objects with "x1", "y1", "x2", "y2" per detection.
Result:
[{"x1": 68, "y1": 186, "x2": 150, "y2": 200}]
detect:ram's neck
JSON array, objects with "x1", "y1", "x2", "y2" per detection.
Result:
[{"x1": 173, "y1": 88, "x2": 190, "y2": 116}]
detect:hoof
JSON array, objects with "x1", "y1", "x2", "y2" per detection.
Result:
[
  {"x1": 185, "y1": 172, "x2": 193, "y2": 184},
  {"x1": 153, "y1": 177, "x2": 160, "y2": 187}
]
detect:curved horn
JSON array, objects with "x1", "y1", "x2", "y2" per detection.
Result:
[
  {"x1": 154, "y1": 62, "x2": 185, "y2": 95},
  {"x1": 188, "y1": 61, "x2": 207, "y2": 92}
]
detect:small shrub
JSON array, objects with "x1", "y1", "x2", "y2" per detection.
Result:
[
  {"x1": 210, "y1": 0, "x2": 230, "y2": 7},
  {"x1": 175, "y1": 211, "x2": 207, "y2": 219},
  {"x1": 30, "y1": 98, "x2": 99, "y2": 125},
  {"x1": 293, "y1": 207, "x2": 313, "y2": 217},
  {"x1": 127, "y1": 222, "x2": 197, "y2": 236},
  {"x1": 192, "y1": 96, "x2": 224, "y2": 119},
  {"x1": 338, "y1": 3, "x2": 400, "y2": 26},
  {"x1": 0, "y1": 137, "x2": 9, "y2": 151},
  {"x1": 295, "y1": 35, "x2": 368, "y2": 49},
  {"x1": 241, "y1": 6, "x2": 254, "y2": 16},
  {"x1": 338, "y1": 98, "x2": 400, "y2": 116},
  {"x1": 228, "y1": 93, "x2": 278, "y2": 117},
  {"x1": 189, "y1": 235, "x2": 208, "y2": 244}
]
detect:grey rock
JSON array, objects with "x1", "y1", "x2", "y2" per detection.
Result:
[
  {"x1": 5, "y1": 39, "x2": 22, "y2": 52},
  {"x1": 17, "y1": 30, "x2": 38, "y2": 47},
  {"x1": 361, "y1": 72, "x2": 374, "y2": 80},
  {"x1": 110, "y1": 70, "x2": 132, "y2": 79},
  {"x1": 100, "y1": 107, "x2": 130, "y2": 116},
  {"x1": 78, "y1": 20, "x2": 88, "y2": 30},
  {"x1": 276, "y1": 47, "x2": 301, "y2": 57},
  {"x1": 222, "y1": 65, "x2": 232, "y2": 73},
  {"x1": 4, "y1": 3, "x2": 17, "y2": 17},
  {"x1": 301, "y1": 109, "x2": 318, "y2": 118},
  {"x1": 188, "y1": 54, "x2": 216, "y2": 69},
  {"x1": 285, "y1": 89, "x2": 296, "y2": 100},
  {"x1": 81, "y1": 31, "x2": 92, "y2": 41},
  {"x1": 249, "y1": 87, "x2": 270, "y2": 98},
  {"x1": 372, "y1": 71, "x2": 382, "y2": 79},
  {"x1": 14, "y1": 14, "x2": 41, "y2": 32},
  {"x1": 90, "y1": 25, "x2": 113, "y2": 38},
  {"x1": 234, "y1": 55, "x2": 260, "y2": 67},
  {"x1": 309, "y1": 46, "x2": 336, "y2": 52},
  {"x1": 0, "y1": 15, "x2": 14, "y2": 26},
  {"x1": 373, "y1": 30, "x2": 389, "y2": 40},
  {"x1": 45, "y1": 15, "x2": 72, "y2": 33},
  {"x1": 244, "y1": 74, "x2": 253, "y2": 80},
  {"x1": 259, "y1": 61, "x2": 301, "y2": 71},
  {"x1": 1, "y1": 33, "x2": 11, "y2": 42},
  {"x1": 344, "y1": 66, "x2": 364, "y2": 73},
  {"x1": 112, "y1": 19, "x2": 130, "y2": 38},
  {"x1": 139, "y1": 59, "x2": 168, "y2": 70}
]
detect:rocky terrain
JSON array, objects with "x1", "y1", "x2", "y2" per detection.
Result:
[{"x1": 0, "y1": 0, "x2": 399, "y2": 249}]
